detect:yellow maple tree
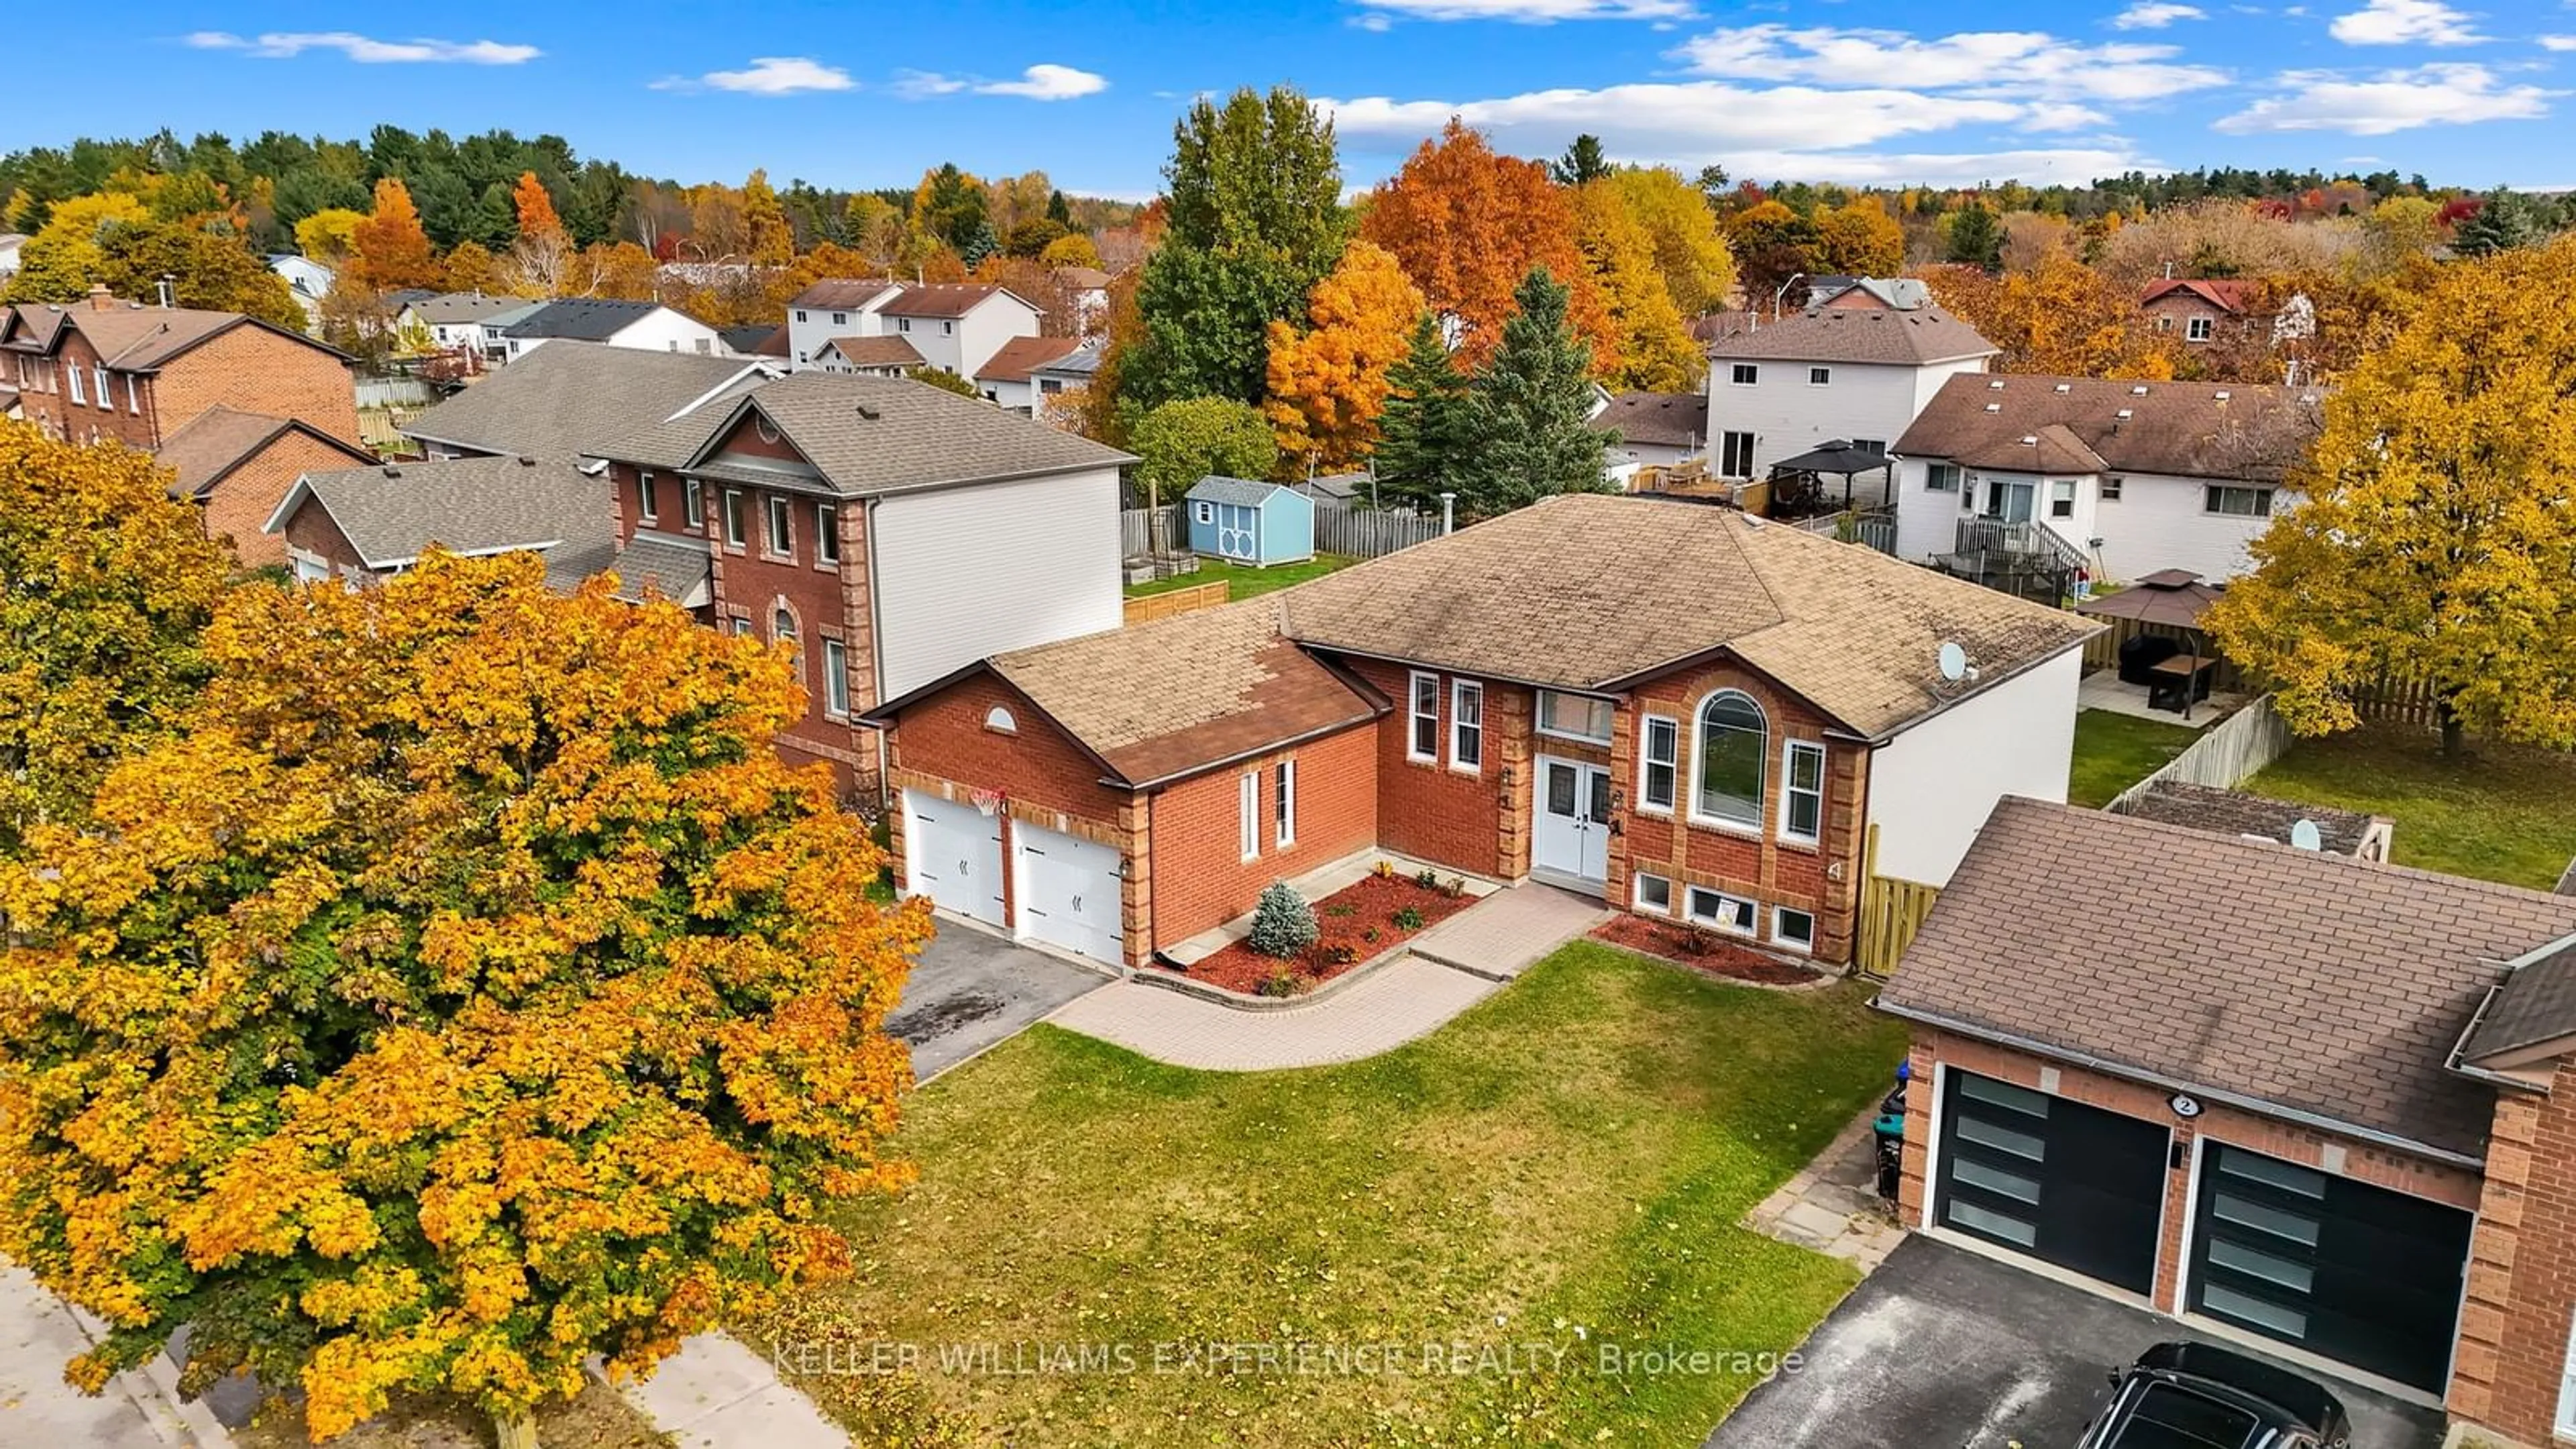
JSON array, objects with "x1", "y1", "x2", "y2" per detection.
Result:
[
  {"x1": 0, "y1": 552, "x2": 926, "y2": 1448},
  {"x1": 1573, "y1": 180, "x2": 1701, "y2": 393},
  {"x1": 1605, "y1": 167, "x2": 1737, "y2": 318},
  {"x1": 1263, "y1": 240, "x2": 1428, "y2": 469},
  {"x1": 1924, "y1": 253, "x2": 2178, "y2": 379}
]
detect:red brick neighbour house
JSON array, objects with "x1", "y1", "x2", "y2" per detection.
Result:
[
  {"x1": 2140, "y1": 277, "x2": 2262, "y2": 346},
  {"x1": 1, "y1": 288, "x2": 359, "y2": 451},
  {"x1": 865, "y1": 494, "x2": 2098, "y2": 973},
  {"x1": 154, "y1": 407, "x2": 376, "y2": 569},
  {"x1": 1878, "y1": 800, "x2": 2576, "y2": 1441}
]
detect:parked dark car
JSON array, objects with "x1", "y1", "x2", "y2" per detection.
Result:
[{"x1": 2076, "y1": 1342, "x2": 2351, "y2": 1449}]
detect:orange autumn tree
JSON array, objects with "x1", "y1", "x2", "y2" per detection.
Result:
[
  {"x1": 1924, "y1": 252, "x2": 2179, "y2": 380},
  {"x1": 1263, "y1": 239, "x2": 1427, "y2": 468},
  {"x1": 346, "y1": 178, "x2": 443, "y2": 293},
  {"x1": 0, "y1": 552, "x2": 926, "y2": 1449},
  {"x1": 1358, "y1": 119, "x2": 1613, "y2": 372}
]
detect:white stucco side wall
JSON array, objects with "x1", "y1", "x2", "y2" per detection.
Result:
[
  {"x1": 1705, "y1": 354, "x2": 1988, "y2": 478},
  {"x1": 867, "y1": 466, "x2": 1123, "y2": 699},
  {"x1": 1864, "y1": 645, "x2": 2084, "y2": 886}
]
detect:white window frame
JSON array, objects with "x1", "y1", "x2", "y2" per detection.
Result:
[
  {"x1": 1720, "y1": 431, "x2": 1756, "y2": 477},
  {"x1": 125, "y1": 374, "x2": 140, "y2": 414},
  {"x1": 1925, "y1": 463, "x2": 1962, "y2": 493},
  {"x1": 635, "y1": 470, "x2": 657, "y2": 525},
  {"x1": 822, "y1": 637, "x2": 849, "y2": 718},
  {"x1": 1780, "y1": 740, "x2": 1826, "y2": 847},
  {"x1": 1729, "y1": 363, "x2": 1758, "y2": 386},
  {"x1": 2186, "y1": 315, "x2": 2214, "y2": 342},
  {"x1": 1239, "y1": 771, "x2": 1260, "y2": 861},
  {"x1": 682, "y1": 478, "x2": 703, "y2": 527},
  {"x1": 1639, "y1": 714, "x2": 1678, "y2": 814},
  {"x1": 2557, "y1": 1311, "x2": 2576, "y2": 1438},
  {"x1": 93, "y1": 366, "x2": 109, "y2": 409},
  {"x1": 815, "y1": 502, "x2": 841, "y2": 566},
  {"x1": 1536, "y1": 690, "x2": 1613, "y2": 746},
  {"x1": 1407, "y1": 671, "x2": 1440, "y2": 763},
  {"x1": 1771, "y1": 906, "x2": 1815, "y2": 954},
  {"x1": 721, "y1": 489, "x2": 747, "y2": 549},
  {"x1": 765, "y1": 494, "x2": 794, "y2": 558},
  {"x1": 1684, "y1": 886, "x2": 1758, "y2": 936},
  {"x1": 66, "y1": 365, "x2": 83, "y2": 406},
  {"x1": 2049, "y1": 478, "x2": 2077, "y2": 520},
  {"x1": 2206, "y1": 485, "x2": 2273, "y2": 518},
  {"x1": 1807, "y1": 366, "x2": 1831, "y2": 386},
  {"x1": 1275, "y1": 759, "x2": 1297, "y2": 848},
  {"x1": 897, "y1": 317, "x2": 912, "y2": 333},
  {"x1": 1633, "y1": 872, "x2": 1672, "y2": 914},
  {"x1": 831, "y1": 311, "x2": 847, "y2": 325},
  {"x1": 1449, "y1": 680, "x2": 1484, "y2": 774},
  {"x1": 1688, "y1": 690, "x2": 1768, "y2": 835}
]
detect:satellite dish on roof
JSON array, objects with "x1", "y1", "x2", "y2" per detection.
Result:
[
  {"x1": 1936, "y1": 642, "x2": 1969, "y2": 683},
  {"x1": 2290, "y1": 820, "x2": 2324, "y2": 852}
]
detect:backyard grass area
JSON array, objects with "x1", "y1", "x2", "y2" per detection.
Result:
[
  {"x1": 2068, "y1": 708, "x2": 2202, "y2": 808},
  {"x1": 2247, "y1": 727, "x2": 2576, "y2": 891},
  {"x1": 1123, "y1": 553, "x2": 1356, "y2": 601},
  {"x1": 757, "y1": 942, "x2": 1907, "y2": 1448}
]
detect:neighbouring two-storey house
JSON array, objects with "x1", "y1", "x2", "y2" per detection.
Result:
[
  {"x1": 1890, "y1": 374, "x2": 2322, "y2": 584},
  {"x1": 783, "y1": 278, "x2": 1045, "y2": 387},
  {"x1": 784, "y1": 278, "x2": 908, "y2": 369},
  {"x1": 2, "y1": 286, "x2": 366, "y2": 568},
  {"x1": 2140, "y1": 277, "x2": 2261, "y2": 346},
  {"x1": 1703, "y1": 307, "x2": 1998, "y2": 481},
  {"x1": 1882, "y1": 798, "x2": 2576, "y2": 1444},
  {"x1": 862, "y1": 494, "x2": 2096, "y2": 973},
  {"x1": 491, "y1": 298, "x2": 733, "y2": 363}
]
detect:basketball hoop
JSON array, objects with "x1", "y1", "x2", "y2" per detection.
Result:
[{"x1": 970, "y1": 788, "x2": 1004, "y2": 818}]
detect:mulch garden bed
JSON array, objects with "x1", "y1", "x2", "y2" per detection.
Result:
[
  {"x1": 1589, "y1": 914, "x2": 1824, "y2": 986},
  {"x1": 1166, "y1": 870, "x2": 1477, "y2": 997}
]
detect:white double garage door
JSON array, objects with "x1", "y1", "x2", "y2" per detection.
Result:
[{"x1": 902, "y1": 791, "x2": 1123, "y2": 968}]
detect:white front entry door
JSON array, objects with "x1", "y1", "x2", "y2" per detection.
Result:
[
  {"x1": 1014, "y1": 822, "x2": 1124, "y2": 967},
  {"x1": 904, "y1": 790, "x2": 1004, "y2": 929},
  {"x1": 1532, "y1": 756, "x2": 1611, "y2": 884}
]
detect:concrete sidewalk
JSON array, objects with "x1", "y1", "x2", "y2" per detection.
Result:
[
  {"x1": 609, "y1": 1333, "x2": 849, "y2": 1449},
  {"x1": 1050, "y1": 955, "x2": 1501, "y2": 1070},
  {"x1": 1406, "y1": 884, "x2": 1610, "y2": 980},
  {"x1": 0, "y1": 1265, "x2": 227, "y2": 1448}
]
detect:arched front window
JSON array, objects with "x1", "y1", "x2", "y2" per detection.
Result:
[
  {"x1": 1693, "y1": 690, "x2": 1766, "y2": 828},
  {"x1": 773, "y1": 606, "x2": 802, "y2": 679}
]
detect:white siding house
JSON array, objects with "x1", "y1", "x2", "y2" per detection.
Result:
[
  {"x1": 1703, "y1": 307, "x2": 1997, "y2": 480},
  {"x1": 869, "y1": 466, "x2": 1124, "y2": 697},
  {"x1": 1863, "y1": 645, "x2": 2082, "y2": 885},
  {"x1": 1890, "y1": 375, "x2": 2321, "y2": 584},
  {"x1": 879, "y1": 285, "x2": 1042, "y2": 380},
  {"x1": 784, "y1": 278, "x2": 906, "y2": 370},
  {"x1": 496, "y1": 299, "x2": 733, "y2": 363}
]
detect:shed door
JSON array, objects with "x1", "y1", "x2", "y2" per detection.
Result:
[
  {"x1": 1217, "y1": 503, "x2": 1258, "y2": 561},
  {"x1": 2187, "y1": 1144, "x2": 2471, "y2": 1393},
  {"x1": 1935, "y1": 1071, "x2": 2169, "y2": 1295}
]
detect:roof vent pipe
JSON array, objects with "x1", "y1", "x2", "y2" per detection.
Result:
[
  {"x1": 156, "y1": 274, "x2": 176, "y2": 309},
  {"x1": 1439, "y1": 492, "x2": 1456, "y2": 536}
]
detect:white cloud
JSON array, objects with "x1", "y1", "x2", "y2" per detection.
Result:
[
  {"x1": 2111, "y1": 2, "x2": 2208, "y2": 27},
  {"x1": 2541, "y1": 33, "x2": 2576, "y2": 48},
  {"x1": 1324, "y1": 83, "x2": 2035, "y2": 154},
  {"x1": 2327, "y1": 0, "x2": 2485, "y2": 44},
  {"x1": 2215, "y1": 62, "x2": 2557, "y2": 131},
  {"x1": 1671, "y1": 24, "x2": 2229, "y2": 101},
  {"x1": 896, "y1": 64, "x2": 1107, "y2": 101},
  {"x1": 184, "y1": 30, "x2": 538, "y2": 64},
  {"x1": 1354, "y1": 0, "x2": 1695, "y2": 20},
  {"x1": 654, "y1": 56, "x2": 855, "y2": 95},
  {"x1": 978, "y1": 64, "x2": 1109, "y2": 100}
]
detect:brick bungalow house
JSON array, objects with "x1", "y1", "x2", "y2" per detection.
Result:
[
  {"x1": 861, "y1": 494, "x2": 2096, "y2": 972},
  {"x1": 1880, "y1": 798, "x2": 2576, "y2": 1440},
  {"x1": 155, "y1": 407, "x2": 374, "y2": 569},
  {"x1": 1, "y1": 286, "x2": 360, "y2": 451}
]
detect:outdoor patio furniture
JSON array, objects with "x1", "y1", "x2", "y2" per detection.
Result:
[
  {"x1": 2117, "y1": 633, "x2": 2183, "y2": 686},
  {"x1": 2147, "y1": 654, "x2": 2216, "y2": 713}
]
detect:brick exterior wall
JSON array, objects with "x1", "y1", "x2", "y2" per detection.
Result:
[
  {"x1": 1346, "y1": 657, "x2": 1527, "y2": 879},
  {"x1": 1899, "y1": 1030, "x2": 2485, "y2": 1397},
  {"x1": 1145, "y1": 725, "x2": 1377, "y2": 947},
  {"x1": 696, "y1": 419, "x2": 872, "y2": 793},
  {"x1": 280, "y1": 498, "x2": 367, "y2": 580},
  {"x1": 2453, "y1": 1061, "x2": 2576, "y2": 1444},
  {"x1": 14, "y1": 330, "x2": 156, "y2": 447},
  {"x1": 1617, "y1": 663, "x2": 1867, "y2": 965},
  {"x1": 199, "y1": 430, "x2": 372, "y2": 569},
  {"x1": 149, "y1": 324, "x2": 361, "y2": 447}
]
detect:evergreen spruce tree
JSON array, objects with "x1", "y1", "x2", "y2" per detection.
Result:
[
  {"x1": 1470, "y1": 267, "x2": 1615, "y2": 516},
  {"x1": 2455, "y1": 188, "x2": 2537, "y2": 258},
  {"x1": 1371, "y1": 315, "x2": 1473, "y2": 513}
]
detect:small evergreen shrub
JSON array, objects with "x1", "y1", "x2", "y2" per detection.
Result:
[
  {"x1": 1392, "y1": 905, "x2": 1426, "y2": 931},
  {"x1": 1248, "y1": 881, "x2": 1319, "y2": 958}
]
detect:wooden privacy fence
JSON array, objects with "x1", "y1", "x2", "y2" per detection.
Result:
[
  {"x1": 1123, "y1": 581, "x2": 1228, "y2": 626},
  {"x1": 2080, "y1": 615, "x2": 2249, "y2": 694},
  {"x1": 2104, "y1": 694, "x2": 2294, "y2": 814},
  {"x1": 1855, "y1": 824, "x2": 1941, "y2": 979},
  {"x1": 1122, "y1": 502, "x2": 1443, "y2": 561},
  {"x1": 2346, "y1": 673, "x2": 2449, "y2": 730},
  {"x1": 1121, "y1": 504, "x2": 1184, "y2": 557}
]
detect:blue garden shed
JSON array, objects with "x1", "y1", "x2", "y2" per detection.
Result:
[{"x1": 1184, "y1": 476, "x2": 1315, "y2": 566}]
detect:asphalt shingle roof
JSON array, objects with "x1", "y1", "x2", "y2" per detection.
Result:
[
  {"x1": 1593, "y1": 390, "x2": 1706, "y2": 447},
  {"x1": 606, "y1": 530, "x2": 714, "y2": 605},
  {"x1": 1881, "y1": 798, "x2": 2576, "y2": 1159},
  {"x1": 975, "y1": 333, "x2": 1085, "y2": 382},
  {"x1": 405, "y1": 292, "x2": 527, "y2": 326},
  {"x1": 1185, "y1": 476, "x2": 1291, "y2": 507},
  {"x1": 1277, "y1": 494, "x2": 2098, "y2": 739},
  {"x1": 790, "y1": 278, "x2": 904, "y2": 311},
  {"x1": 495, "y1": 298, "x2": 684, "y2": 342},
  {"x1": 689, "y1": 371, "x2": 1132, "y2": 498},
  {"x1": 1704, "y1": 306, "x2": 1996, "y2": 366},
  {"x1": 878, "y1": 284, "x2": 1027, "y2": 319},
  {"x1": 287, "y1": 455, "x2": 614, "y2": 576},
  {"x1": 2461, "y1": 938, "x2": 2576, "y2": 1065},
  {"x1": 405, "y1": 343, "x2": 768, "y2": 461},
  {"x1": 1896, "y1": 374, "x2": 2323, "y2": 482},
  {"x1": 154, "y1": 406, "x2": 370, "y2": 500},
  {"x1": 2116, "y1": 780, "x2": 2381, "y2": 857},
  {"x1": 820, "y1": 335, "x2": 924, "y2": 368}
]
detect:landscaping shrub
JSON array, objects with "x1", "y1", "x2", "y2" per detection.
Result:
[
  {"x1": 1248, "y1": 881, "x2": 1320, "y2": 958},
  {"x1": 1256, "y1": 968, "x2": 1306, "y2": 999},
  {"x1": 1392, "y1": 905, "x2": 1426, "y2": 931},
  {"x1": 1308, "y1": 942, "x2": 1360, "y2": 968},
  {"x1": 1413, "y1": 867, "x2": 1441, "y2": 891}
]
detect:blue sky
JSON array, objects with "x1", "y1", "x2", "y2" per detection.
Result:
[{"x1": 15, "y1": 0, "x2": 2575, "y2": 195}]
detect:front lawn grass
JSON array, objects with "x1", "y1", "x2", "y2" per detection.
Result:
[
  {"x1": 2247, "y1": 727, "x2": 2576, "y2": 890},
  {"x1": 1124, "y1": 552, "x2": 1356, "y2": 601},
  {"x1": 758, "y1": 943, "x2": 1907, "y2": 1447},
  {"x1": 2068, "y1": 708, "x2": 2202, "y2": 808}
]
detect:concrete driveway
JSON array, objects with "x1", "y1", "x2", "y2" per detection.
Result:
[
  {"x1": 888, "y1": 924, "x2": 1110, "y2": 1081},
  {"x1": 1707, "y1": 1236, "x2": 2445, "y2": 1449}
]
